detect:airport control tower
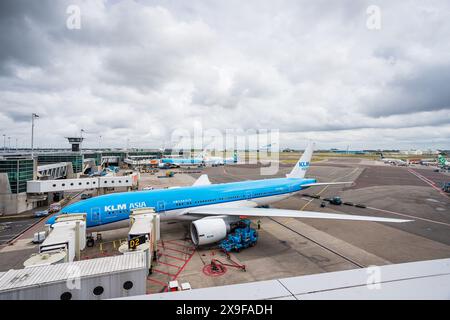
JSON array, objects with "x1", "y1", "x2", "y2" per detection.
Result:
[{"x1": 66, "y1": 137, "x2": 84, "y2": 152}]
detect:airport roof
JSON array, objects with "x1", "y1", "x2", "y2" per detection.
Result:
[
  {"x1": 118, "y1": 258, "x2": 450, "y2": 300},
  {"x1": 0, "y1": 252, "x2": 146, "y2": 292}
]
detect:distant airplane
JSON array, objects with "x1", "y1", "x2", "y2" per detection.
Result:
[
  {"x1": 380, "y1": 153, "x2": 407, "y2": 166},
  {"x1": 420, "y1": 159, "x2": 438, "y2": 166},
  {"x1": 438, "y1": 154, "x2": 449, "y2": 168},
  {"x1": 159, "y1": 154, "x2": 205, "y2": 168},
  {"x1": 259, "y1": 143, "x2": 277, "y2": 151},
  {"x1": 47, "y1": 142, "x2": 411, "y2": 246},
  {"x1": 201, "y1": 150, "x2": 238, "y2": 166}
]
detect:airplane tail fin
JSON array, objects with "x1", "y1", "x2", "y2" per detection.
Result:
[
  {"x1": 286, "y1": 142, "x2": 315, "y2": 179},
  {"x1": 199, "y1": 149, "x2": 208, "y2": 159}
]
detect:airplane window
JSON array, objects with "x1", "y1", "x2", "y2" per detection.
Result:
[{"x1": 52, "y1": 184, "x2": 56, "y2": 187}]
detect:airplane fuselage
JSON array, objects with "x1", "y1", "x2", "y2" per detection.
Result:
[
  {"x1": 160, "y1": 158, "x2": 204, "y2": 167},
  {"x1": 51, "y1": 177, "x2": 316, "y2": 231}
]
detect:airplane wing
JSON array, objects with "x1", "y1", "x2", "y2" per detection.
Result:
[
  {"x1": 301, "y1": 181, "x2": 353, "y2": 187},
  {"x1": 192, "y1": 174, "x2": 211, "y2": 186},
  {"x1": 187, "y1": 207, "x2": 412, "y2": 223}
]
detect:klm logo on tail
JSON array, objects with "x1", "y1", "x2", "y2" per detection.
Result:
[
  {"x1": 299, "y1": 161, "x2": 310, "y2": 170},
  {"x1": 286, "y1": 142, "x2": 314, "y2": 179}
]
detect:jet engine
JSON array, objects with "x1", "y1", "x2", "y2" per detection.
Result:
[{"x1": 190, "y1": 218, "x2": 231, "y2": 246}]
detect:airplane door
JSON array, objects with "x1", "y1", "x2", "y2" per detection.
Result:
[
  {"x1": 245, "y1": 191, "x2": 252, "y2": 199},
  {"x1": 157, "y1": 201, "x2": 166, "y2": 212},
  {"x1": 91, "y1": 207, "x2": 101, "y2": 224}
]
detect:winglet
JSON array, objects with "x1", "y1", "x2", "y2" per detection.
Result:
[
  {"x1": 193, "y1": 174, "x2": 211, "y2": 186},
  {"x1": 286, "y1": 142, "x2": 315, "y2": 179}
]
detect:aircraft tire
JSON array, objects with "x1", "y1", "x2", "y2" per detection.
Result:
[{"x1": 86, "y1": 238, "x2": 95, "y2": 247}]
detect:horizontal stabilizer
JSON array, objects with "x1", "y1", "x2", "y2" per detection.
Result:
[
  {"x1": 192, "y1": 174, "x2": 211, "y2": 187},
  {"x1": 301, "y1": 181, "x2": 353, "y2": 187},
  {"x1": 187, "y1": 207, "x2": 412, "y2": 223}
]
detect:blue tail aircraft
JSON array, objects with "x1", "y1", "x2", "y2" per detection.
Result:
[
  {"x1": 159, "y1": 157, "x2": 205, "y2": 168},
  {"x1": 47, "y1": 142, "x2": 411, "y2": 246}
]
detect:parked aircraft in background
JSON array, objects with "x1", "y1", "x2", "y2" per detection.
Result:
[
  {"x1": 159, "y1": 156, "x2": 205, "y2": 168},
  {"x1": 380, "y1": 153, "x2": 408, "y2": 166},
  {"x1": 420, "y1": 159, "x2": 438, "y2": 166},
  {"x1": 438, "y1": 154, "x2": 449, "y2": 168},
  {"x1": 202, "y1": 150, "x2": 238, "y2": 166}
]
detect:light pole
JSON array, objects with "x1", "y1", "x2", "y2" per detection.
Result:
[
  {"x1": 8, "y1": 137, "x2": 11, "y2": 152},
  {"x1": 99, "y1": 135, "x2": 102, "y2": 150},
  {"x1": 2, "y1": 134, "x2": 5, "y2": 153},
  {"x1": 31, "y1": 113, "x2": 39, "y2": 157},
  {"x1": 16, "y1": 138, "x2": 18, "y2": 152},
  {"x1": 80, "y1": 129, "x2": 85, "y2": 152}
]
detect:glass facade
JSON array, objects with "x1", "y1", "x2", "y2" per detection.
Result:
[
  {"x1": 84, "y1": 152, "x2": 102, "y2": 166},
  {"x1": 37, "y1": 154, "x2": 83, "y2": 173},
  {"x1": 0, "y1": 158, "x2": 34, "y2": 194},
  {"x1": 101, "y1": 152, "x2": 126, "y2": 162}
]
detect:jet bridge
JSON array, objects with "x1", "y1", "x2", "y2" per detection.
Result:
[
  {"x1": 24, "y1": 214, "x2": 87, "y2": 268},
  {"x1": 119, "y1": 208, "x2": 160, "y2": 273},
  {"x1": 37, "y1": 162, "x2": 73, "y2": 179}
]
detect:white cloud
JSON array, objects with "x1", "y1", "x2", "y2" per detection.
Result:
[{"x1": 0, "y1": 0, "x2": 449, "y2": 150}]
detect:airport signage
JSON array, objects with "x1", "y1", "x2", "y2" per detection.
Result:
[{"x1": 128, "y1": 235, "x2": 146, "y2": 250}]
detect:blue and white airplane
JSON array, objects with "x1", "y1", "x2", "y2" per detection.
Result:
[
  {"x1": 47, "y1": 143, "x2": 411, "y2": 246},
  {"x1": 202, "y1": 151, "x2": 239, "y2": 166},
  {"x1": 159, "y1": 156, "x2": 205, "y2": 168}
]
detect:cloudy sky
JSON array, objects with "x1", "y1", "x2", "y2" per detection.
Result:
[{"x1": 0, "y1": 0, "x2": 449, "y2": 150}]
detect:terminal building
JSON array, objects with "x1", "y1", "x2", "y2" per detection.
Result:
[
  {"x1": 0, "y1": 157, "x2": 37, "y2": 215},
  {"x1": 0, "y1": 140, "x2": 171, "y2": 216}
]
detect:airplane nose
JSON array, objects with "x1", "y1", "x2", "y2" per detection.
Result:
[{"x1": 46, "y1": 216, "x2": 56, "y2": 226}]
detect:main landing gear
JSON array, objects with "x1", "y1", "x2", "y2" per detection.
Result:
[
  {"x1": 86, "y1": 233, "x2": 102, "y2": 248},
  {"x1": 86, "y1": 236, "x2": 95, "y2": 248}
]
